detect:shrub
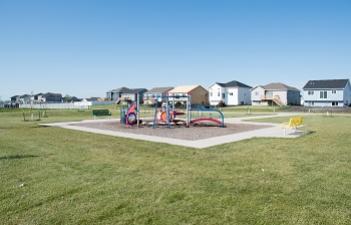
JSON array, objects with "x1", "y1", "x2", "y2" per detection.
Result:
[{"x1": 216, "y1": 101, "x2": 226, "y2": 107}]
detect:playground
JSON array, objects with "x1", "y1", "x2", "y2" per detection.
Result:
[
  {"x1": 42, "y1": 95, "x2": 304, "y2": 148},
  {"x1": 44, "y1": 113, "x2": 303, "y2": 148}
]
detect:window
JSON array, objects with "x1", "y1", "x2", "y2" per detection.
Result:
[
  {"x1": 210, "y1": 92, "x2": 213, "y2": 97},
  {"x1": 320, "y1": 91, "x2": 327, "y2": 99},
  {"x1": 308, "y1": 91, "x2": 314, "y2": 95},
  {"x1": 332, "y1": 90, "x2": 337, "y2": 94},
  {"x1": 229, "y1": 92, "x2": 234, "y2": 96},
  {"x1": 332, "y1": 102, "x2": 339, "y2": 106},
  {"x1": 255, "y1": 91, "x2": 259, "y2": 96},
  {"x1": 218, "y1": 92, "x2": 220, "y2": 97},
  {"x1": 222, "y1": 93, "x2": 226, "y2": 99}
]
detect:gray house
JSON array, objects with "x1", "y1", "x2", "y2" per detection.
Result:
[
  {"x1": 11, "y1": 95, "x2": 21, "y2": 103},
  {"x1": 34, "y1": 93, "x2": 63, "y2": 103},
  {"x1": 303, "y1": 79, "x2": 351, "y2": 107},
  {"x1": 143, "y1": 87, "x2": 174, "y2": 105},
  {"x1": 106, "y1": 87, "x2": 132, "y2": 102},
  {"x1": 251, "y1": 83, "x2": 301, "y2": 106},
  {"x1": 11, "y1": 94, "x2": 33, "y2": 104},
  {"x1": 106, "y1": 87, "x2": 147, "y2": 103}
]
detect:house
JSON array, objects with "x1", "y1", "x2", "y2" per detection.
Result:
[
  {"x1": 63, "y1": 95, "x2": 82, "y2": 103},
  {"x1": 251, "y1": 83, "x2": 301, "y2": 106},
  {"x1": 168, "y1": 85, "x2": 209, "y2": 105},
  {"x1": 143, "y1": 87, "x2": 174, "y2": 105},
  {"x1": 11, "y1": 94, "x2": 33, "y2": 104},
  {"x1": 34, "y1": 93, "x2": 63, "y2": 103},
  {"x1": 106, "y1": 87, "x2": 147, "y2": 103},
  {"x1": 106, "y1": 87, "x2": 131, "y2": 102},
  {"x1": 19, "y1": 95, "x2": 33, "y2": 104},
  {"x1": 208, "y1": 80, "x2": 251, "y2": 106},
  {"x1": 130, "y1": 88, "x2": 148, "y2": 103},
  {"x1": 303, "y1": 79, "x2": 351, "y2": 107},
  {"x1": 85, "y1": 97, "x2": 105, "y2": 102},
  {"x1": 10, "y1": 95, "x2": 20, "y2": 103}
]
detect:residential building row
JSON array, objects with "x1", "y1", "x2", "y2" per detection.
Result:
[
  {"x1": 10, "y1": 93, "x2": 106, "y2": 104},
  {"x1": 8, "y1": 79, "x2": 351, "y2": 107},
  {"x1": 106, "y1": 78, "x2": 351, "y2": 107},
  {"x1": 11, "y1": 93, "x2": 64, "y2": 104}
]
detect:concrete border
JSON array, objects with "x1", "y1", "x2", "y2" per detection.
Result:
[{"x1": 41, "y1": 113, "x2": 303, "y2": 149}]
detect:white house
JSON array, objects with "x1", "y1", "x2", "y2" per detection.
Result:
[
  {"x1": 208, "y1": 81, "x2": 251, "y2": 106},
  {"x1": 251, "y1": 83, "x2": 301, "y2": 106},
  {"x1": 303, "y1": 79, "x2": 351, "y2": 107}
]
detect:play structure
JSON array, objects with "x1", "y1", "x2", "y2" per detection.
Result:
[
  {"x1": 120, "y1": 95, "x2": 142, "y2": 127},
  {"x1": 120, "y1": 94, "x2": 225, "y2": 128}
]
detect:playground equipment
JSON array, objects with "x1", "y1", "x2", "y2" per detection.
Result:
[
  {"x1": 190, "y1": 105, "x2": 225, "y2": 127},
  {"x1": 120, "y1": 94, "x2": 225, "y2": 128},
  {"x1": 120, "y1": 95, "x2": 142, "y2": 127},
  {"x1": 152, "y1": 95, "x2": 191, "y2": 128}
]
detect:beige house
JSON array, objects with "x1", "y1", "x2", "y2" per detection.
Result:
[
  {"x1": 169, "y1": 85, "x2": 209, "y2": 105},
  {"x1": 251, "y1": 83, "x2": 301, "y2": 106}
]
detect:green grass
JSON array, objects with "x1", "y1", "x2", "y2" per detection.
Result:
[{"x1": 1, "y1": 110, "x2": 351, "y2": 224}]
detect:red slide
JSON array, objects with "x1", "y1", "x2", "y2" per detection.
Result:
[{"x1": 190, "y1": 118, "x2": 223, "y2": 126}]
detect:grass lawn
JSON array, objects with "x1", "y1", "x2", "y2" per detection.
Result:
[{"x1": 1, "y1": 110, "x2": 351, "y2": 224}]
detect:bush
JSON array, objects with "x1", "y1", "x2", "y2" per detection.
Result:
[{"x1": 216, "y1": 101, "x2": 226, "y2": 107}]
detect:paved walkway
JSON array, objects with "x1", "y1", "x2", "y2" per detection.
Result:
[{"x1": 42, "y1": 113, "x2": 304, "y2": 149}]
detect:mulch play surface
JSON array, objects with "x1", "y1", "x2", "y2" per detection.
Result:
[{"x1": 71, "y1": 121, "x2": 272, "y2": 141}]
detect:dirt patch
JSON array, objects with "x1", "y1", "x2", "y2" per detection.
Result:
[{"x1": 70, "y1": 121, "x2": 272, "y2": 141}]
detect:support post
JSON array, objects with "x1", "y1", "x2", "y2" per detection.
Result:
[
  {"x1": 186, "y1": 95, "x2": 191, "y2": 127},
  {"x1": 136, "y1": 94, "x2": 140, "y2": 128}
]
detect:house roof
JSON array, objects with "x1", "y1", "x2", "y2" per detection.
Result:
[
  {"x1": 169, "y1": 85, "x2": 201, "y2": 94},
  {"x1": 43, "y1": 92, "x2": 62, "y2": 97},
  {"x1": 131, "y1": 88, "x2": 148, "y2": 93},
  {"x1": 110, "y1": 87, "x2": 147, "y2": 94},
  {"x1": 216, "y1": 80, "x2": 251, "y2": 88},
  {"x1": 110, "y1": 87, "x2": 134, "y2": 93},
  {"x1": 303, "y1": 79, "x2": 350, "y2": 89},
  {"x1": 261, "y1": 82, "x2": 300, "y2": 91},
  {"x1": 145, "y1": 87, "x2": 174, "y2": 94}
]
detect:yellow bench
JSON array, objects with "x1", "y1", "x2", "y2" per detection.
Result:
[{"x1": 282, "y1": 117, "x2": 304, "y2": 135}]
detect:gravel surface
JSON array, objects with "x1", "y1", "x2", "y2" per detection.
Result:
[{"x1": 71, "y1": 121, "x2": 272, "y2": 141}]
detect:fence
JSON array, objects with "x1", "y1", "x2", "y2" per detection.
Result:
[
  {"x1": 19, "y1": 102, "x2": 92, "y2": 110},
  {"x1": 91, "y1": 101, "x2": 115, "y2": 106}
]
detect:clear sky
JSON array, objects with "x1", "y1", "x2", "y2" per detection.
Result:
[{"x1": 1, "y1": 0, "x2": 351, "y2": 100}]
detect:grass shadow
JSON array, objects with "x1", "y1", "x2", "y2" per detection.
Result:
[{"x1": 0, "y1": 154, "x2": 39, "y2": 161}]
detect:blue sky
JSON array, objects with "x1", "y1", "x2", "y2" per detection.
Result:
[{"x1": 1, "y1": 0, "x2": 351, "y2": 100}]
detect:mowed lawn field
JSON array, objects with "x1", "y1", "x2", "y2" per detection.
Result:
[{"x1": 1, "y1": 109, "x2": 351, "y2": 225}]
